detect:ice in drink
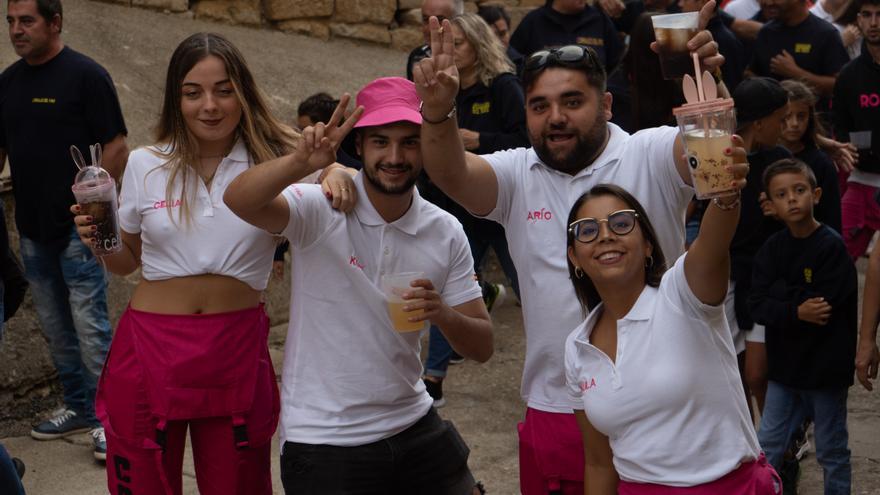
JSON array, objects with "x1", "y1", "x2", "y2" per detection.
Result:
[
  {"x1": 652, "y1": 12, "x2": 700, "y2": 79},
  {"x1": 684, "y1": 129, "x2": 736, "y2": 198}
]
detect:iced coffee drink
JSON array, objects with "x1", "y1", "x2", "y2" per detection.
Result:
[
  {"x1": 674, "y1": 98, "x2": 737, "y2": 199},
  {"x1": 72, "y1": 166, "x2": 122, "y2": 256},
  {"x1": 652, "y1": 12, "x2": 700, "y2": 80}
]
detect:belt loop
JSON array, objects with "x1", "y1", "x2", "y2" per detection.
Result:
[{"x1": 232, "y1": 415, "x2": 249, "y2": 450}]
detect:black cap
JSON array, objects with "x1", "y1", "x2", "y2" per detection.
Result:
[{"x1": 732, "y1": 77, "x2": 789, "y2": 128}]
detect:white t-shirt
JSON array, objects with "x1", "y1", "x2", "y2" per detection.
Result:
[
  {"x1": 480, "y1": 123, "x2": 692, "y2": 413},
  {"x1": 278, "y1": 173, "x2": 482, "y2": 446},
  {"x1": 724, "y1": 0, "x2": 761, "y2": 20},
  {"x1": 810, "y1": 1, "x2": 861, "y2": 59},
  {"x1": 564, "y1": 255, "x2": 761, "y2": 486},
  {"x1": 118, "y1": 140, "x2": 277, "y2": 290}
]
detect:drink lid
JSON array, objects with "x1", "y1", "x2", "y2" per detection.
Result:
[
  {"x1": 673, "y1": 97, "x2": 734, "y2": 117},
  {"x1": 72, "y1": 166, "x2": 113, "y2": 190}
]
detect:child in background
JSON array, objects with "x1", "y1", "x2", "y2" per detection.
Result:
[
  {"x1": 729, "y1": 77, "x2": 791, "y2": 418},
  {"x1": 749, "y1": 159, "x2": 857, "y2": 495},
  {"x1": 779, "y1": 80, "x2": 842, "y2": 233}
]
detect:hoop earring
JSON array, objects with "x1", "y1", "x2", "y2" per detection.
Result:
[
  {"x1": 575, "y1": 266, "x2": 584, "y2": 279},
  {"x1": 645, "y1": 255, "x2": 654, "y2": 268}
]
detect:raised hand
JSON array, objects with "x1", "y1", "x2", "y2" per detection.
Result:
[
  {"x1": 413, "y1": 17, "x2": 460, "y2": 121},
  {"x1": 292, "y1": 93, "x2": 364, "y2": 173}
]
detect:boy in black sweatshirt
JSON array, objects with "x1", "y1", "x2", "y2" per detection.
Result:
[{"x1": 749, "y1": 158, "x2": 857, "y2": 495}]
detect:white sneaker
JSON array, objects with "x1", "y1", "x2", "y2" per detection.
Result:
[{"x1": 91, "y1": 427, "x2": 107, "y2": 462}]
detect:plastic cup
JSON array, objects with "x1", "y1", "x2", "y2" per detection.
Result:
[
  {"x1": 72, "y1": 167, "x2": 122, "y2": 256},
  {"x1": 850, "y1": 131, "x2": 872, "y2": 150},
  {"x1": 381, "y1": 272, "x2": 428, "y2": 333},
  {"x1": 673, "y1": 98, "x2": 737, "y2": 200},
  {"x1": 652, "y1": 12, "x2": 700, "y2": 80}
]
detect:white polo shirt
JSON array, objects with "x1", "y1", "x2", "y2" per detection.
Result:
[
  {"x1": 480, "y1": 123, "x2": 692, "y2": 412},
  {"x1": 278, "y1": 173, "x2": 482, "y2": 446},
  {"x1": 564, "y1": 255, "x2": 760, "y2": 486},
  {"x1": 118, "y1": 140, "x2": 277, "y2": 290}
]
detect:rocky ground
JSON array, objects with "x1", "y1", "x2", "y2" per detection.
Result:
[{"x1": 1, "y1": 1, "x2": 878, "y2": 493}]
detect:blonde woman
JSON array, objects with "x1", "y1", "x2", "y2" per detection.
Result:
[
  {"x1": 72, "y1": 33, "x2": 354, "y2": 494},
  {"x1": 422, "y1": 13, "x2": 528, "y2": 403}
]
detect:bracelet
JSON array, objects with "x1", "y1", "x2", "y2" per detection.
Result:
[
  {"x1": 712, "y1": 193, "x2": 741, "y2": 211},
  {"x1": 419, "y1": 101, "x2": 457, "y2": 124}
]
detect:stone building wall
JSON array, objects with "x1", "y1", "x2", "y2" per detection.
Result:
[{"x1": 100, "y1": 0, "x2": 546, "y2": 50}]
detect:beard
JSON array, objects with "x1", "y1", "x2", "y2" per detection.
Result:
[
  {"x1": 531, "y1": 111, "x2": 609, "y2": 175},
  {"x1": 364, "y1": 162, "x2": 420, "y2": 195}
]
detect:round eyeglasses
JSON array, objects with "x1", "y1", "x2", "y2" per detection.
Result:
[{"x1": 568, "y1": 209, "x2": 639, "y2": 244}]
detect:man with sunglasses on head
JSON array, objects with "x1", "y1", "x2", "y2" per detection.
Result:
[{"x1": 414, "y1": 3, "x2": 730, "y2": 493}]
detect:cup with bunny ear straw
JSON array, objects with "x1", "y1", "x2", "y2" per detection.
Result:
[
  {"x1": 71, "y1": 143, "x2": 122, "y2": 255},
  {"x1": 672, "y1": 54, "x2": 738, "y2": 200}
]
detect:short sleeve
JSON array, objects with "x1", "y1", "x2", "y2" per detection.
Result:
[
  {"x1": 821, "y1": 28, "x2": 849, "y2": 75},
  {"x1": 564, "y1": 330, "x2": 585, "y2": 402},
  {"x1": 118, "y1": 155, "x2": 141, "y2": 234},
  {"x1": 281, "y1": 183, "x2": 335, "y2": 249},
  {"x1": 479, "y1": 148, "x2": 523, "y2": 225},
  {"x1": 661, "y1": 254, "x2": 724, "y2": 320},
  {"x1": 82, "y1": 65, "x2": 127, "y2": 145},
  {"x1": 439, "y1": 223, "x2": 483, "y2": 308}
]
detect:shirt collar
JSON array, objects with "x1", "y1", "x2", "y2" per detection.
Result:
[
  {"x1": 226, "y1": 138, "x2": 250, "y2": 164},
  {"x1": 573, "y1": 284, "x2": 657, "y2": 347},
  {"x1": 352, "y1": 173, "x2": 422, "y2": 236},
  {"x1": 528, "y1": 122, "x2": 627, "y2": 177}
]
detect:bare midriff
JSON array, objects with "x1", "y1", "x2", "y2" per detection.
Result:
[{"x1": 130, "y1": 274, "x2": 261, "y2": 315}]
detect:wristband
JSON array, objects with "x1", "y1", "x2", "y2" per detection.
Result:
[
  {"x1": 712, "y1": 193, "x2": 741, "y2": 211},
  {"x1": 419, "y1": 101, "x2": 457, "y2": 124}
]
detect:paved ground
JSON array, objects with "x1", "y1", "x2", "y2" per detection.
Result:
[{"x1": 1, "y1": 1, "x2": 879, "y2": 493}]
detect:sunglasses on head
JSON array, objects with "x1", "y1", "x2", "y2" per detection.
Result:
[
  {"x1": 568, "y1": 209, "x2": 639, "y2": 244},
  {"x1": 524, "y1": 45, "x2": 600, "y2": 73}
]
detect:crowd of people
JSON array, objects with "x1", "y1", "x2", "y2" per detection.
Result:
[{"x1": 0, "y1": 0, "x2": 878, "y2": 493}]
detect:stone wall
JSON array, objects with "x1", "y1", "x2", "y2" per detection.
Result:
[{"x1": 99, "y1": 0, "x2": 546, "y2": 50}]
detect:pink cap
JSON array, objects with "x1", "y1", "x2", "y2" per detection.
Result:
[{"x1": 354, "y1": 77, "x2": 422, "y2": 129}]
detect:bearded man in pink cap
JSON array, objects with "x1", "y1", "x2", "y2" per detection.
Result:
[{"x1": 224, "y1": 77, "x2": 492, "y2": 495}]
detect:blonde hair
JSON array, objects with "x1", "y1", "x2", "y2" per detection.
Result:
[
  {"x1": 153, "y1": 32, "x2": 299, "y2": 225},
  {"x1": 451, "y1": 13, "x2": 514, "y2": 88}
]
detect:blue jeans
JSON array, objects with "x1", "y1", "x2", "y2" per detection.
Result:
[
  {"x1": 19, "y1": 227, "x2": 112, "y2": 425},
  {"x1": 425, "y1": 325, "x2": 453, "y2": 378},
  {"x1": 0, "y1": 443, "x2": 24, "y2": 495},
  {"x1": 758, "y1": 381, "x2": 851, "y2": 495}
]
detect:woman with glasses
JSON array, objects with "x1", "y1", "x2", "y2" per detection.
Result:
[
  {"x1": 72, "y1": 33, "x2": 356, "y2": 494},
  {"x1": 563, "y1": 177, "x2": 782, "y2": 493}
]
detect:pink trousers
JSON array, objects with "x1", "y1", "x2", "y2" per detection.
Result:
[
  {"x1": 97, "y1": 306, "x2": 279, "y2": 495},
  {"x1": 518, "y1": 408, "x2": 585, "y2": 495},
  {"x1": 617, "y1": 454, "x2": 782, "y2": 495}
]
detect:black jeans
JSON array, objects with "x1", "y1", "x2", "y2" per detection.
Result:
[{"x1": 280, "y1": 409, "x2": 474, "y2": 495}]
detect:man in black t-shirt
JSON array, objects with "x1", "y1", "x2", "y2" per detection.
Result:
[
  {"x1": 510, "y1": 0, "x2": 624, "y2": 72},
  {"x1": 0, "y1": 0, "x2": 128, "y2": 463},
  {"x1": 751, "y1": 0, "x2": 848, "y2": 116},
  {"x1": 405, "y1": 0, "x2": 463, "y2": 82}
]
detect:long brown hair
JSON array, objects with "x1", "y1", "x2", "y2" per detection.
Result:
[
  {"x1": 566, "y1": 184, "x2": 667, "y2": 313},
  {"x1": 780, "y1": 79, "x2": 825, "y2": 148},
  {"x1": 153, "y1": 32, "x2": 299, "y2": 224}
]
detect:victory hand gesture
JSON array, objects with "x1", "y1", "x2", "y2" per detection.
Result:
[
  {"x1": 292, "y1": 93, "x2": 364, "y2": 173},
  {"x1": 413, "y1": 17, "x2": 460, "y2": 121}
]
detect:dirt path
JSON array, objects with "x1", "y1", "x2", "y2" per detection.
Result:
[{"x1": 1, "y1": 1, "x2": 878, "y2": 493}]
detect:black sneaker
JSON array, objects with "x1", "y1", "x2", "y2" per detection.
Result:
[
  {"x1": 91, "y1": 427, "x2": 107, "y2": 462},
  {"x1": 30, "y1": 408, "x2": 92, "y2": 440},
  {"x1": 423, "y1": 378, "x2": 446, "y2": 408}
]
